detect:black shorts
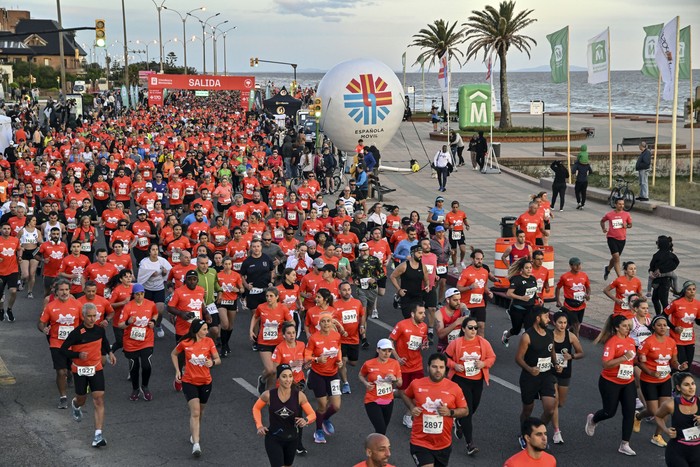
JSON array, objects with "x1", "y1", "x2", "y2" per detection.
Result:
[
  {"x1": 607, "y1": 237, "x2": 626, "y2": 255},
  {"x1": 44, "y1": 276, "x2": 58, "y2": 294},
  {"x1": 74, "y1": 369, "x2": 106, "y2": 395},
  {"x1": 535, "y1": 238, "x2": 544, "y2": 246},
  {"x1": 377, "y1": 277, "x2": 387, "y2": 289},
  {"x1": 307, "y1": 370, "x2": 341, "y2": 398},
  {"x1": 0, "y1": 272, "x2": 19, "y2": 290},
  {"x1": 208, "y1": 313, "x2": 221, "y2": 327},
  {"x1": 422, "y1": 288, "x2": 438, "y2": 309},
  {"x1": 410, "y1": 443, "x2": 451, "y2": 467},
  {"x1": 183, "y1": 194, "x2": 196, "y2": 206},
  {"x1": 555, "y1": 376, "x2": 571, "y2": 387},
  {"x1": 182, "y1": 382, "x2": 212, "y2": 403},
  {"x1": 519, "y1": 370, "x2": 556, "y2": 405},
  {"x1": 640, "y1": 379, "x2": 672, "y2": 401},
  {"x1": 50, "y1": 347, "x2": 71, "y2": 370},
  {"x1": 468, "y1": 306, "x2": 486, "y2": 323},
  {"x1": 341, "y1": 343, "x2": 359, "y2": 362},
  {"x1": 219, "y1": 299, "x2": 239, "y2": 311},
  {"x1": 257, "y1": 344, "x2": 276, "y2": 353},
  {"x1": 144, "y1": 288, "x2": 165, "y2": 303},
  {"x1": 21, "y1": 248, "x2": 39, "y2": 261},
  {"x1": 448, "y1": 231, "x2": 466, "y2": 248},
  {"x1": 563, "y1": 307, "x2": 585, "y2": 324},
  {"x1": 544, "y1": 220, "x2": 551, "y2": 231}
]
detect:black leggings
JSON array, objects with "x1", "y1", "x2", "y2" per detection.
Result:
[
  {"x1": 677, "y1": 345, "x2": 695, "y2": 369},
  {"x1": 593, "y1": 376, "x2": 636, "y2": 442},
  {"x1": 508, "y1": 304, "x2": 534, "y2": 336},
  {"x1": 452, "y1": 376, "x2": 484, "y2": 444},
  {"x1": 651, "y1": 278, "x2": 671, "y2": 315},
  {"x1": 551, "y1": 183, "x2": 566, "y2": 210},
  {"x1": 365, "y1": 401, "x2": 394, "y2": 435},
  {"x1": 575, "y1": 181, "x2": 588, "y2": 206},
  {"x1": 264, "y1": 434, "x2": 297, "y2": 467},
  {"x1": 665, "y1": 439, "x2": 700, "y2": 467},
  {"x1": 111, "y1": 326, "x2": 124, "y2": 352},
  {"x1": 436, "y1": 167, "x2": 448, "y2": 189},
  {"x1": 124, "y1": 347, "x2": 153, "y2": 390}
]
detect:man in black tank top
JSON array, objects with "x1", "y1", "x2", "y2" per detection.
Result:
[
  {"x1": 390, "y1": 245, "x2": 427, "y2": 319},
  {"x1": 515, "y1": 307, "x2": 562, "y2": 441}
]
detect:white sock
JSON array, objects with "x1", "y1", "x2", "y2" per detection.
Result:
[{"x1": 95, "y1": 429, "x2": 102, "y2": 436}]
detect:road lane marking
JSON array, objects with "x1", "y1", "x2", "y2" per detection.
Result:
[
  {"x1": 161, "y1": 319, "x2": 175, "y2": 334},
  {"x1": 368, "y1": 318, "x2": 394, "y2": 332},
  {"x1": 233, "y1": 377, "x2": 259, "y2": 396},
  {"x1": 0, "y1": 355, "x2": 17, "y2": 385}
]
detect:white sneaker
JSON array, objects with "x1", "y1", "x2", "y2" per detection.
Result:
[
  {"x1": 553, "y1": 430, "x2": 563, "y2": 444},
  {"x1": 370, "y1": 309, "x2": 379, "y2": 319},
  {"x1": 460, "y1": 262, "x2": 466, "y2": 270},
  {"x1": 635, "y1": 398, "x2": 644, "y2": 410},
  {"x1": 192, "y1": 442, "x2": 201, "y2": 457},
  {"x1": 402, "y1": 414, "x2": 413, "y2": 428},
  {"x1": 618, "y1": 442, "x2": 636, "y2": 456},
  {"x1": 585, "y1": 414, "x2": 596, "y2": 436}
]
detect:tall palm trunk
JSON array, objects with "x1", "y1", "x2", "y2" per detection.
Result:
[{"x1": 498, "y1": 49, "x2": 511, "y2": 129}]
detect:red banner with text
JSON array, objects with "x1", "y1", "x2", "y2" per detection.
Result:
[{"x1": 147, "y1": 74, "x2": 255, "y2": 107}]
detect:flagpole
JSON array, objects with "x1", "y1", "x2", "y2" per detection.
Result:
[
  {"x1": 670, "y1": 16, "x2": 681, "y2": 206},
  {"x1": 652, "y1": 73, "x2": 662, "y2": 186},
  {"x1": 566, "y1": 26, "x2": 572, "y2": 183},
  {"x1": 689, "y1": 26, "x2": 694, "y2": 183},
  {"x1": 446, "y1": 50, "x2": 450, "y2": 135},
  {"x1": 421, "y1": 62, "x2": 425, "y2": 112},
  {"x1": 490, "y1": 48, "x2": 494, "y2": 152},
  {"x1": 402, "y1": 52, "x2": 407, "y2": 94},
  {"x1": 607, "y1": 28, "x2": 613, "y2": 189}
]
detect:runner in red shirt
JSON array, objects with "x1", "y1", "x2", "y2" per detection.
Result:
[
  {"x1": 38, "y1": 226, "x2": 69, "y2": 297},
  {"x1": 603, "y1": 261, "x2": 643, "y2": 319},
  {"x1": 216, "y1": 258, "x2": 243, "y2": 357},
  {"x1": 334, "y1": 282, "x2": 366, "y2": 394},
  {"x1": 0, "y1": 223, "x2": 21, "y2": 320},
  {"x1": 503, "y1": 418, "x2": 557, "y2": 466},
  {"x1": 513, "y1": 201, "x2": 545, "y2": 247},
  {"x1": 84, "y1": 249, "x2": 118, "y2": 296},
  {"x1": 555, "y1": 257, "x2": 591, "y2": 337},
  {"x1": 600, "y1": 198, "x2": 633, "y2": 280},
  {"x1": 358, "y1": 339, "x2": 403, "y2": 435},
  {"x1": 170, "y1": 319, "x2": 220, "y2": 458},
  {"x1": 58, "y1": 241, "x2": 91, "y2": 297},
  {"x1": 250, "y1": 288, "x2": 293, "y2": 392},
  {"x1": 167, "y1": 270, "x2": 207, "y2": 340},
  {"x1": 663, "y1": 281, "x2": 700, "y2": 369},
  {"x1": 351, "y1": 433, "x2": 396, "y2": 467},
  {"x1": 37, "y1": 280, "x2": 83, "y2": 408},
  {"x1": 78, "y1": 281, "x2": 115, "y2": 327},
  {"x1": 106, "y1": 240, "x2": 133, "y2": 272},
  {"x1": 402, "y1": 353, "x2": 468, "y2": 466},
  {"x1": 456, "y1": 249, "x2": 495, "y2": 337}
]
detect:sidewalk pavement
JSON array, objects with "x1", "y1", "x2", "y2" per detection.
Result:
[{"x1": 375, "y1": 117, "x2": 700, "y2": 369}]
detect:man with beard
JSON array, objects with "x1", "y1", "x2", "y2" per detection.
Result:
[
  {"x1": 503, "y1": 417, "x2": 557, "y2": 466},
  {"x1": 400, "y1": 353, "x2": 468, "y2": 467},
  {"x1": 456, "y1": 249, "x2": 496, "y2": 337}
]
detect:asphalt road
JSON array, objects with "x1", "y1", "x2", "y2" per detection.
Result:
[{"x1": 0, "y1": 281, "x2": 670, "y2": 467}]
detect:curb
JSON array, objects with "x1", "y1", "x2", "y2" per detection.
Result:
[{"x1": 444, "y1": 273, "x2": 700, "y2": 377}]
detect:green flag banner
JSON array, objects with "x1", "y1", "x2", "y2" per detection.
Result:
[
  {"x1": 679, "y1": 26, "x2": 691, "y2": 80},
  {"x1": 641, "y1": 24, "x2": 663, "y2": 78},
  {"x1": 458, "y1": 84, "x2": 492, "y2": 129},
  {"x1": 546, "y1": 26, "x2": 568, "y2": 84}
]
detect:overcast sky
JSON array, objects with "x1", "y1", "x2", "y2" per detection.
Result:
[{"x1": 13, "y1": 0, "x2": 700, "y2": 73}]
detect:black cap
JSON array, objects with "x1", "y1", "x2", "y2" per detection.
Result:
[{"x1": 185, "y1": 270, "x2": 198, "y2": 279}]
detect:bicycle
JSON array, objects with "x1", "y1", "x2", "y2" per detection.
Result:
[{"x1": 608, "y1": 177, "x2": 635, "y2": 211}]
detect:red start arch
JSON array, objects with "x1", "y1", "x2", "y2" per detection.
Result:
[{"x1": 147, "y1": 74, "x2": 255, "y2": 106}]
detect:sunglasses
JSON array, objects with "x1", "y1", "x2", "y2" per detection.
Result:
[{"x1": 466, "y1": 325, "x2": 478, "y2": 331}]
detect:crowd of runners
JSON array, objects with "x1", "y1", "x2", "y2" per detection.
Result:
[{"x1": 4, "y1": 89, "x2": 699, "y2": 467}]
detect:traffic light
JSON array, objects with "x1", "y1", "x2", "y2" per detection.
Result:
[
  {"x1": 250, "y1": 57, "x2": 254, "y2": 67},
  {"x1": 95, "y1": 19, "x2": 106, "y2": 47},
  {"x1": 255, "y1": 58, "x2": 259, "y2": 66},
  {"x1": 311, "y1": 97, "x2": 322, "y2": 118}
]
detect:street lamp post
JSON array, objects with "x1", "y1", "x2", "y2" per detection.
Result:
[
  {"x1": 150, "y1": 0, "x2": 166, "y2": 73},
  {"x1": 218, "y1": 27, "x2": 236, "y2": 76},
  {"x1": 210, "y1": 20, "x2": 228, "y2": 75},
  {"x1": 163, "y1": 6, "x2": 204, "y2": 73},
  {"x1": 189, "y1": 12, "x2": 220, "y2": 75},
  {"x1": 135, "y1": 40, "x2": 157, "y2": 70},
  {"x1": 56, "y1": 0, "x2": 67, "y2": 95},
  {"x1": 121, "y1": 0, "x2": 129, "y2": 86}
]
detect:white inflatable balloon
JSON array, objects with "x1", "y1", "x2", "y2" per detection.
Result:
[{"x1": 317, "y1": 58, "x2": 404, "y2": 153}]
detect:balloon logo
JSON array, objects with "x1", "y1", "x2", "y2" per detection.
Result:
[{"x1": 317, "y1": 58, "x2": 404, "y2": 153}]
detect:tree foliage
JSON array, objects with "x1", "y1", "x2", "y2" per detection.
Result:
[{"x1": 409, "y1": 19, "x2": 467, "y2": 69}]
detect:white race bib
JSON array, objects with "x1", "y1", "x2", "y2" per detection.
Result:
[
  {"x1": 536, "y1": 357, "x2": 552, "y2": 372},
  {"x1": 71, "y1": 275, "x2": 82, "y2": 285},
  {"x1": 451, "y1": 230, "x2": 462, "y2": 240},
  {"x1": 262, "y1": 324, "x2": 278, "y2": 341},
  {"x1": 76, "y1": 365, "x2": 96, "y2": 377},
  {"x1": 469, "y1": 294, "x2": 483, "y2": 304},
  {"x1": 447, "y1": 329, "x2": 461, "y2": 343},
  {"x1": 250, "y1": 287, "x2": 264, "y2": 294},
  {"x1": 58, "y1": 325, "x2": 74, "y2": 340},
  {"x1": 611, "y1": 219, "x2": 623, "y2": 229},
  {"x1": 463, "y1": 359, "x2": 479, "y2": 376},
  {"x1": 425, "y1": 265, "x2": 434, "y2": 275},
  {"x1": 526, "y1": 223, "x2": 537, "y2": 233},
  {"x1": 617, "y1": 363, "x2": 634, "y2": 380},
  {"x1": 156, "y1": 192, "x2": 163, "y2": 200},
  {"x1": 67, "y1": 222, "x2": 77, "y2": 230},
  {"x1": 573, "y1": 291, "x2": 586, "y2": 301},
  {"x1": 215, "y1": 235, "x2": 226, "y2": 243},
  {"x1": 288, "y1": 212, "x2": 297, "y2": 221},
  {"x1": 138, "y1": 237, "x2": 149, "y2": 247},
  {"x1": 555, "y1": 353, "x2": 568, "y2": 368},
  {"x1": 360, "y1": 277, "x2": 370, "y2": 290},
  {"x1": 375, "y1": 381, "x2": 393, "y2": 397},
  {"x1": 407, "y1": 335, "x2": 423, "y2": 351},
  {"x1": 341, "y1": 309, "x2": 358, "y2": 324},
  {"x1": 525, "y1": 287, "x2": 538, "y2": 298},
  {"x1": 129, "y1": 326, "x2": 147, "y2": 341},
  {"x1": 341, "y1": 243, "x2": 352, "y2": 254},
  {"x1": 330, "y1": 379, "x2": 341, "y2": 396},
  {"x1": 679, "y1": 327, "x2": 694, "y2": 342},
  {"x1": 206, "y1": 303, "x2": 218, "y2": 315},
  {"x1": 171, "y1": 252, "x2": 180, "y2": 263},
  {"x1": 682, "y1": 426, "x2": 700, "y2": 442},
  {"x1": 422, "y1": 414, "x2": 444, "y2": 434},
  {"x1": 436, "y1": 265, "x2": 447, "y2": 275},
  {"x1": 81, "y1": 242, "x2": 91, "y2": 252},
  {"x1": 656, "y1": 365, "x2": 671, "y2": 379}
]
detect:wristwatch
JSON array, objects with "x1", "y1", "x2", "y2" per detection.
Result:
[{"x1": 450, "y1": 409, "x2": 455, "y2": 417}]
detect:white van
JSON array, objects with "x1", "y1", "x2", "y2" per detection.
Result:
[{"x1": 72, "y1": 80, "x2": 86, "y2": 94}]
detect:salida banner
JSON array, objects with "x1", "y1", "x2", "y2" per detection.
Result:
[{"x1": 147, "y1": 74, "x2": 255, "y2": 107}]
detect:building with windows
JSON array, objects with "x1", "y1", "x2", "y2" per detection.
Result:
[{"x1": 0, "y1": 9, "x2": 86, "y2": 75}]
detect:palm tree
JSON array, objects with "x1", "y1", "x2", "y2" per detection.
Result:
[
  {"x1": 463, "y1": 1, "x2": 537, "y2": 129},
  {"x1": 409, "y1": 19, "x2": 467, "y2": 69}
]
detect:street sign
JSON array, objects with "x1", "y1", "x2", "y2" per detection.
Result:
[
  {"x1": 407, "y1": 86, "x2": 415, "y2": 93},
  {"x1": 458, "y1": 84, "x2": 492, "y2": 128},
  {"x1": 195, "y1": 90, "x2": 210, "y2": 97},
  {"x1": 530, "y1": 100, "x2": 544, "y2": 115}
]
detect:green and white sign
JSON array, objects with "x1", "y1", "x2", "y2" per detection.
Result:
[
  {"x1": 195, "y1": 90, "x2": 210, "y2": 97},
  {"x1": 458, "y1": 84, "x2": 492, "y2": 129}
]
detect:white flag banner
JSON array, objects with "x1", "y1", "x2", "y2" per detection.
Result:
[
  {"x1": 655, "y1": 17, "x2": 678, "y2": 101},
  {"x1": 586, "y1": 28, "x2": 609, "y2": 84}
]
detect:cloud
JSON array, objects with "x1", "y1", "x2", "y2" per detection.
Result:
[{"x1": 273, "y1": 0, "x2": 370, "y2": 22}]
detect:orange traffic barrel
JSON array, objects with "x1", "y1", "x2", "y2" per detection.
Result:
[{"x1": 493, "y1": 237, "x2": 515, "y2": 289}]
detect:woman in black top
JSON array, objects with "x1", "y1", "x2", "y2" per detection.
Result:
[
  {"x1": 551, "y1": 311, "x2": 584, "y2": 444},
  {"x1": 502, "y1": 258, "x2": 539, "y2": 347},
  {"x1": 550, "y1": 160, "x2": 569, "y2": 211},
  {"x1": 648, "y1": 235, "x2": 680, "y2": 314},
  {"x1": 654, "y1": 372, "x2": 700, "y2": 467},
  {"x1": 253, "y1": 364, "x2": 316, "y2": 467}
]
